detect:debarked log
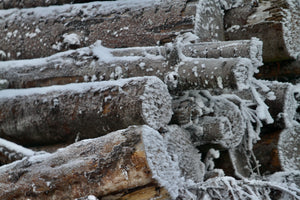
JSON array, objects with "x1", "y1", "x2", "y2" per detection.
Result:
[
  {"x1": 0, "y1": 76, "x2": 172, "y2": 146},
  {"x1": 224, "y1": 0, "x2": 300, "y2": 62},
  {"x1": 0, "y1": 125, "x2": 187, "y2": 199},
  {"x1": 0, "y1": 0, "x2": 197, "y2": 60},
  {"x1": 0, "y1": 41, "x2": 255, "y2": 92},
  {"x1": 0, "y1": 0, "x2": 107, "y2": 9}
]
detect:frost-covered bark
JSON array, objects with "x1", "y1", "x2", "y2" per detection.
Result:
[
  {"x1": 224, "y1": 0, "x2": 300, "y2": 62},
  {"x1": 0, "y1": 41, "x2": 255, "y2": 92},
  {"x1": 0, "y1": 77, "x2": 172, "y2": 146},
  {"x1": 181, "y1": 37, "x2": 263, "y2": 69},
  {"x1": 194, "y1": 0, "x2": 225, "y2": 41},
  {"x1": 0, "y1": 0, "x2": 107, "y2": 9},
  {"x1": 0, "y1": 0, "x2": 197, "y2": 60},
  {"x1": 0, "y1": 125, "x2": 185, "y2": 199},
  {"x1": 172, "y1": 90, "x2": 246, "y2": 149}
]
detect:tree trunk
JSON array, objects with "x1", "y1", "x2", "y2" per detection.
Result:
[
  {"x1": 224, "y1": 0, "x2": 300, "y2": 62},
  {"x1": 181, "y1": 37, "x2": 263, "y2": 69},
  {"x1": 0, "y1": 41, "x2": 255, "y2": 92},
  {"x1": 0, "y1": 0, "x2": 108, "y2": 9},
  {"x1": 0, "y1": 125, "x2": 186, "y2": 199},
  {"x1": 0, "y1": 0, "x2": 197, "y2": 60},
  {"x1": 0, "y1": 76, "x2": 172, "y2": 146}
]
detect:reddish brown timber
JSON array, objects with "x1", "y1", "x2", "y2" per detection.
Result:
[{"x1": 0, "y1": 125, "x2": 185, "y2": 199}]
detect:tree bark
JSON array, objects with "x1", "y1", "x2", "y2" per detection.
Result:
[
  {"x1": 0, "y1": 0, "x2": 197, "y2": 60},
  {"x1": 0, "y1": 41, "x2": 255, "y2": 92},
  {"x1": 0, "y1": 0, "x2": 109, "y2": 9},
  {"x1": 194, "y1": 0, "x2": 225, "y2": 41},
  {"x1": 224, "y1": 0, "x2": 300, "y2": 62},
  {"x1": 0, "y1": 76, "x2": 172, "y2": 146},
  {"x1": 181, "y1": 37, "x2": 263, "y2": 69},
  {"x1": 0, "y1": 125, "x2": 185, "y2": 199}
]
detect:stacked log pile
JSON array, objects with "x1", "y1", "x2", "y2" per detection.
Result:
[{"x1": 0, "y1": 0, "x2": 300, "y2": 199}]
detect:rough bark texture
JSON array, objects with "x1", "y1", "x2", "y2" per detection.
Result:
[
  {"x1": 0, "y1": 126, "x2": 176, "y2": 199},
  {"x1": 181, "y1": 37, "x2": 263, "y2": 68},
  {"x1": 0, "y1": 0, "x2": 197, "y2": 60},
  {"x1": 0, "y1": 77, "x2": 172, "y2": 146},
  {"x1": 0, "y1": 0, "x2": 109, "y2": 9},
  {"x1": 0, "y1": 42, "x2": 254, "y2": 92},
  {"x1": 224, "y1": 0, "x2": 300, "y2": 62},
  {"x1": 194, "y1": 0, "x2": 225, "y2": 41}
]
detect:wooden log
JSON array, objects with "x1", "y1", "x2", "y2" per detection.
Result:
[
  {"x1": 0, "y1": 125, "x2": 188, "y2": 199},
  {"x1": 194, "y1": 0, "x2": 225, "y2": 41},
  {"x1": 181, "y1": 37, "x2": 263, "y2": 69},
  {"x1": 224, "y1": 0, "x2": 300, "y2": 62},
  {"x1": 172, "y1": 90, "x2": 246, "y2": 149},
  {"x1": 0, "y1": 76, "x2": 173, "y2": 146},
  {"x1": 278, "y1": 125, "x2": 300, "y2": 171},
  {"x1": 0, "y1": 138, "x2": 37, "y2": 165},
  {"x1": 0, "y1": 0, "x2": 197, "y2": 60},
  {"x1": 0, "y1": 42, "x2": 255, "y2": 91},
  {"x1": 0, "y1": 0, "x2": 109, "y2": 9}
]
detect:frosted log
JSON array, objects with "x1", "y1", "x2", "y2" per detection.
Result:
[
  {"x1": 0, "y1": 42, "x2": 254, "y2": 91},
  {"x1": 0, "y1": 125, "x2": 185, "y2": 199},
  {"x1": 278, "y1": 125, "x2": 300, "y2": 171},
  {"x1": 172, "y1": 91, "x2": 246, "y2": 149},
  {"x1": 0, "y1": 0, "x2": 197, "y2": 60},
  {"x1": 224, "y1": 0, "x2": 300, "y2": 62},
  {"x1": 194, "y1": 0, "x2": 225, "y2": 41},
  {"x1": 0, "y1": 138, "x2": 37, "y2": 165},
  {"x1": 181, "y1": 38, "x2": 263, "y2": 69},
  {"x1": 0, "y1": 76, "x2": 173, "y2": 146},
  {"x1": 0, "y1": 0, "x2": 108, "y2": 9}
]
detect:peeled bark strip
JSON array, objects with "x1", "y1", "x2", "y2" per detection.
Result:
[
  {"x1": 0, "y1": 125, "x2": 184, "y2": 199},
  {"x1": 0, "y1": 42, "x2": 254, "y2": 91},
  {"x1": 224, "y1": 0, "x2": 300, "y2": 62},
  {"x1": 0, "y1": 0, "x2": 108, "y2": 9},
  {"x1": 181, "y1": 37, "x2": 263, "y2": 69},
  {"x1": 0, "y1": 76, "x2": 172, "y2": 146},
  {"x1": 194, "y1": 0, "x2": 225, "y2": 41},
  {"x1": 0, "y1": 0, "x2": 197, "y2": 60}
]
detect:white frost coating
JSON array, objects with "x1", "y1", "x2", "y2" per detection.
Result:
[
  {"x1": 0, "y1": 0, "x2": 160, "y2": 24},
  {"x1": 141, "y1": 125, "x2": 183, "y2": 199},
  {"x1": 217, "y1": 76, "x2": 223, "y2": 89},
  {"x1": 164, "y1": 71, "x2": 179, "y2": 90},
  {"x1": 249, "y1": 37, "x2": 263, "y2": 71},
  {"x1": 232, "y1": 58, "x2": 253, "y2": 90},
  {"x1": 63, "y1": 33, "x2": 81, "y2": 46},
  {"x1": 141, "y1": 77, "x2": 172, "y2": 130},
  {"x1": 278, "y1": 125, "x2": 300, "y2": 171},
  {"x1": 0, "y1": 76, "x2": 156, "y2": 99},
  {"x1": 0, "y1": 138, "x2": 35, "y2": 157},
  {"x1": 282, "y1": 0, "x2": 300, "y2": 59}
]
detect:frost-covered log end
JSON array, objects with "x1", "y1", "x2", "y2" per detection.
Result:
[{"x1": 141, "y1": 77, "x2": 173, "y2": 130}]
